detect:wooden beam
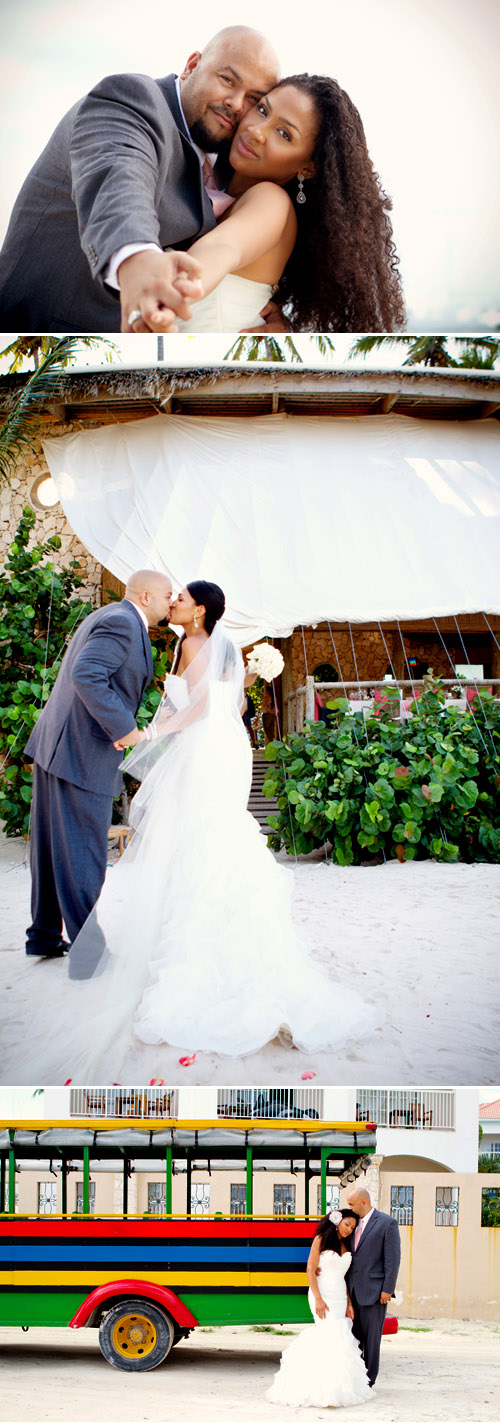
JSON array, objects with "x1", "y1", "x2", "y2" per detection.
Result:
[
  {"x1": 479, "y1": 401, "x2": 500, "y2": 418},
  {"x1": 378, "y1": 392, "x2": 400, "y2": 414},
  {"x1": 271, "y1": 392, "x2": 280, "y2": 413}
]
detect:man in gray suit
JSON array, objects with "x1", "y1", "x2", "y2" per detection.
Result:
[
  {"x1": 344, "y1": 1187, "x2": 401, "y2": 1387},
  {"x1": 0, "y1": 27, "x2": 279, "y2": 334},
  {"x1": 24, "y1": 571, "x2": 172, "y2": 959}
]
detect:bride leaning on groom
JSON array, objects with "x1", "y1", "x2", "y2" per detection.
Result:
[
  {"x1": 0, "y1": 24, "x2": 405, "y2": 335},
  {"x1": 16, "y1": 570, "x2": 376, "y2": 1084},
  {"x1": 268, "y1": 1188, "x2": 401, "y2": 1409}
]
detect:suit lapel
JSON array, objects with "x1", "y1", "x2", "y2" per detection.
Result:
[
  {"x1": 122, "y1": 601, "x2": 154, "y2": 682},
  {"x1": 356, "y1": 1209, "x2": 378, "y2": 1252}
]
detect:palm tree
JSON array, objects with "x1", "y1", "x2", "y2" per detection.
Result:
[
  {"x1": 0, "y1": 336, "x2": 113, "y2": 482},
  {"x1": 224, "y1": 335, "x2": 336, "y2": 363},
  {"x1": 349, "y1": 334, "x2": 500, "y2": 368}
]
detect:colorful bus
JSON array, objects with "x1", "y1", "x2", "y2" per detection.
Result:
[{"x1": 0, "y1": 1117, "x2": 392, "y2": 1371}]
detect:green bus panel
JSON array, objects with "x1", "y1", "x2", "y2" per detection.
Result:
[
  {"x1": 178, "y1": 1290, "x2": 313, "y2": 1326},
  {"x1": 0, "y1": 1292, "x2": 88, "y2": 1328}
]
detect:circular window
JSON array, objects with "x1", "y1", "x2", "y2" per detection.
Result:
[
  {"x1": 313, "y1": 662, "x2": 338, "y2": 683},
  {"x1": 29, "y1": 473, "x2": 60, "y2": 511}
]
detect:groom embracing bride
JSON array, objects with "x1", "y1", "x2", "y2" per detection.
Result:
[{"x1": 0, "y1": 24, "x2": 404, "y2": 334}]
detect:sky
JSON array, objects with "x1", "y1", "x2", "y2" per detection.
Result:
[
  {"x1": 1, "y1": 0, "x2": 499, "y2": 331},
  {"x1": 1, "y1": 333, "x2": 499, "y2": 374}
]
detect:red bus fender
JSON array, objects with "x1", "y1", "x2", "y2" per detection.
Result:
[
  {"x1": 68, "y1": 1280, "x2": 199, "y2": 1330},
  {"x1": 383, "y1": 1316, "x2": 398, "y2": 1335}
]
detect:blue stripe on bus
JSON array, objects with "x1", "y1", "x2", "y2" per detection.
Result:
[{"x1": 1, "y1": 1244, "x2": 309, "y2": 1265}]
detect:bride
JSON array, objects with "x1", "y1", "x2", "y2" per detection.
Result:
[
  {"x1": 156, "y1": 74, "x2": 405, "y2": 335},
  {"x1": 14, "y1": 580, "x2": 375, "y2": 1084},
  {"x1": 267, "y1": 1208, "x2": 372, "y2": 1409}
]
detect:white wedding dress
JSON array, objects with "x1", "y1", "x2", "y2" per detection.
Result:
[
  {"x1": 13, "y1": 627, "x2": 376, "y2": 1083},
  {"x1": 175, "y1": 272, "x2": 273, "y2": 332},
  {"x1": 268, "y1": 1251, "x2": 372, "y2": 1409}
]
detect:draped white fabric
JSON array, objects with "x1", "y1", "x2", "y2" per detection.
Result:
[{"x1": 43, "y1": 413, "x2": 500, "y2": 644}]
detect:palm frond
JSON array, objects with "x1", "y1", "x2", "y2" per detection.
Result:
[{"x1": 0, "y1": 337, "x2": 114, "y2": 481}]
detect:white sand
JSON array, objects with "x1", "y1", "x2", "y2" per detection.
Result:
[
  {"x1": 0, "y1": 831, "x2": 499, "y2": 1085},
  {"x1": 0, "y1": 1319, "x2": 499, "y2": 1422}
]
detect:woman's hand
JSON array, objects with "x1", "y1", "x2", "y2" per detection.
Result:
[
  {"x1": 119, "y1": 250, "x2": 203, "y2": 332},
  {"x1": 314, "y1": 1295, "x2": 329, "y2": 1320},
  {"x1": 113, "y1": 727, "x2": 147, "y2": 750}
]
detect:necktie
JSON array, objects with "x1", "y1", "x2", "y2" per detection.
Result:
[
  {"x1": 202, "y1": 156, "x2": 235, "y2": 219},
  {"x1": 354, "y1": 1221, "x2": 363, "y2": 1250}
]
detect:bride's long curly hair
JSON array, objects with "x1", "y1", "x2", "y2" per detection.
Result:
[
  {"x1": 314, "y1": 1208, "x2": 359, "y2": 1256},
  {"x1": 273, "y1": 74, "x2": 405, "y2": 332}
]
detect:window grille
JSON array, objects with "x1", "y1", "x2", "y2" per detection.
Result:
[
  {"x1": 147, "y1": 1183, "x2": 167, "y2": 1215},
  {"x1": 191, "y1": 1184, "x2": 210, "y2": 1217},
  {"x1": 390, "y1": 1185, "x2": 414, "y2": 1225},
  {"x1": 38, "y1": 1182, "x2": 57, "y2": 1215},
  {"x1": 230, "y1": 1184, "x2": 247, "y2": 1216},
  {"x1": 274, "y1": 1184, "x2": 296, "y2": 1217},
  {"x1": 435, "y1": 1186, "x2": 459, "y2": 1226},
  {"x1": 75, "y1": 1181, "x2": 96, "y2": 1213},
  {"x1": 316, "y1": 1184, "x2": 340, "y2": 1216}
]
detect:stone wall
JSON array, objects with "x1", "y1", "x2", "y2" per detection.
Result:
[
  {"x1": 288, "y1": 624, "x2": 398, "y2": 687},
  {"x1": 287, "y1": 623, "x2": 495, "y2": 687},
  {"x1": 0, "y1": 421, "x2": 104, "y2": 606}
]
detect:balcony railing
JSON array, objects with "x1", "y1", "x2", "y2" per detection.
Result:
[
  {"x1": 69, "y1": 1087, "x2": 178, "y2": 1119},
  {"x1": 356, "y1": 1089, "x2": 455, "y2": 1131},
  {"x1": 217, "y1": 1088, "x2": 323, "y2": 1120}
]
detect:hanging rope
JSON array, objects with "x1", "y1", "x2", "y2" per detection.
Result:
[
  {"x1": 432, "y1": 619, "x2": 493, "y2": 758},
  {"x1": 326, "y1": 619, "x2": 387, "y2": 864},
  {"x1": 482, "y1": 612, "x2": 500, "y2": 659},
  {"x1": 377, "y1": 621, "x2": 398, "y2": 683}
]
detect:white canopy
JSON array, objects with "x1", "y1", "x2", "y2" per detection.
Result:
[{"x1": 43, "y1": 413, "x2": 500, "y2": 645}]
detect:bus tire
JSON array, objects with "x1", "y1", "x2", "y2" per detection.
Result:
[{"x1": 98, "y1": 1298, "x2": 175, "y2": 1371}]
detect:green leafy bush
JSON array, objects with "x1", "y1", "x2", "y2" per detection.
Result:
[
  {"x1": 0, "y1": 510, "x2": 176, "y2": 836},
  {"x1": 0, "y1": 508, "x2": 91, "y2": 836},
  {"x1": 263, "y1": 677, "x2": 500, "y2": 864}
]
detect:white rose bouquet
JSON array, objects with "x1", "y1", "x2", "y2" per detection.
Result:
[{"x1": 246, "y1": 643, "x2": 284, "y2": 682}]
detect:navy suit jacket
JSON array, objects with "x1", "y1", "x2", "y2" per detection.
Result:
[
  {"x1": 0, "y1": 72, "x2": 220, "y2": 332},
  {"x1": 25, "y1": 600, "x2": 154, "y2": 797},
  {"x1": 345, "y1": 1209, "x2": 401, "y2": 1307}
]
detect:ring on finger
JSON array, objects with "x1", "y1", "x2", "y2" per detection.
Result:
[{"x1": 128, "y1": 308, "x2": 142, "y2": 326}]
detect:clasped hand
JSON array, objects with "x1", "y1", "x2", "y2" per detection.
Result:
[
  {"x1": 113, "y1": 727, "x2": 146, "y2": 751},
  {"x1": 119, "y1": 249, "x2": 203, "y2": 332}
]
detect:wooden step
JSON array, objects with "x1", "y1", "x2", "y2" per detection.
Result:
[{"x1": 247, "y1": 750, "x2": 278, "y2": 834}]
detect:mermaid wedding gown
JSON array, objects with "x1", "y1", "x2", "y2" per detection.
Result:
[
  {"x1": 14, "y1": 627, "x2": 376, "y2": 1083},
  {"x1": 175, "y1": 273, "x2": 273, "y2": 332},
  {"x1": 267, "y1": 1252, "x2": 372, "y2": 1408}
]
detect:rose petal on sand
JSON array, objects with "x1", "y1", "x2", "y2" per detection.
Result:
[
  {"x1": 179, "y1": 1054, "x2": 196, "y2": 1067},
  {"x1": 301, "y1": 1071, "x2": 316, "y2": 1080}
]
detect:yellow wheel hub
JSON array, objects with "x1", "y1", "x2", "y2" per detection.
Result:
[{"x1": 112, "y1": 1312, "x2": 157, "y2": 1358}]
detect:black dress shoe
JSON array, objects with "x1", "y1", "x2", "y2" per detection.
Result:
[{"x1": 25, "y1": 940, "x2": 70, "y2": 958}]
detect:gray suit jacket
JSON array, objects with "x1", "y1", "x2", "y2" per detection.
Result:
[
  {"x1": 25, "y1": 600, "x2": 154, "y2": 797},
  {"x1": 0, "y1": 73, "x2": 218, "y2": 331},
  {"x1": 345, "y1": 1209, "x2": 401, "y2": 1307}
]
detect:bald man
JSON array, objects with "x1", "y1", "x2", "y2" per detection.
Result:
[
  {"x1": 0, "y1": 27, "x2": 279, "y2": 333},
  {"x1": 24, "y1": 572, "x2": 172, "y2": 958},
  {"x1": 344, "y1": 1188, "x2": 401, "y2": 1387}
]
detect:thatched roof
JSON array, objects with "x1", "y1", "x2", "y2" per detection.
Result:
[{"x1": 1, "y1": 364, "x2": 500, "y2": 424}]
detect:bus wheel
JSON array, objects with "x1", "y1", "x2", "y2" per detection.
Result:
[{"x1": 98, "y1": 1299, "x2": 174, "y2": 1371}]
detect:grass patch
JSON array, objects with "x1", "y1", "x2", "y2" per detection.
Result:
[
  {"x1": 251, "y1": 1326, "x2": 295, "y2": 1335},
  {"x1": 400, "y1": 1326, "x2": 432, "y2": 1332}
]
